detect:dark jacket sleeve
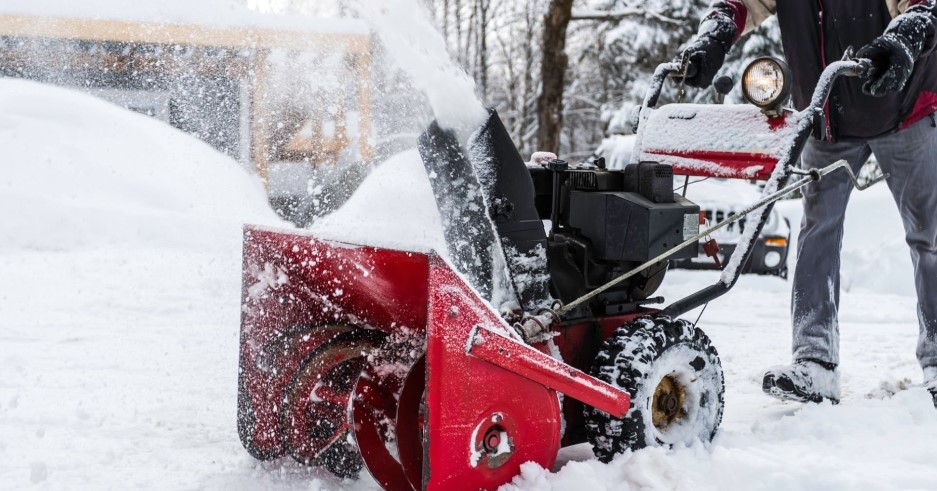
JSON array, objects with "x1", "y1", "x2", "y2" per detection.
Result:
[{"x1": 891, "y1": 0, "x2": 937, "y2": 60}]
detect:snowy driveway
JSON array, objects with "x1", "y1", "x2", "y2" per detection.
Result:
[
  {"x1": 2, "y1": 242, "x2": 936, "y2": 490},
  {"x1": 2, "y1": 79, "x2": 934, "y2": 490}
]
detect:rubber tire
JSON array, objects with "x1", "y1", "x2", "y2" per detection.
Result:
[
  {"x1": 584, "y1": 316, "x2": 725, "y2": 463},
  {"x1": 317, "y1": 438, "x2": 364, "y2": 479}
]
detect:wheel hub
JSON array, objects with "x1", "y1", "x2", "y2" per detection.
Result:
[{"x1": 652, "y1": 374, "x2": 687, "y2": 430}]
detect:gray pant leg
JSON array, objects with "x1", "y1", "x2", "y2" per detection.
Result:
[
  {"x1": 792, "y1": 139, "x2": 871, "y2": 366},
  {"x1": 869, "y1": 118, "x2": 937, "y2": 369}
]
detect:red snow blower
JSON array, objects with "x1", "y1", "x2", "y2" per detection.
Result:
[{"x1": 237, "y1": 57, "x2": 881, "y2": 490}]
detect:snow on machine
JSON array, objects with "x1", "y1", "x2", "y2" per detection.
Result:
[{"x1": 236, "y1": 56, "x2": 882, "y2": 490}]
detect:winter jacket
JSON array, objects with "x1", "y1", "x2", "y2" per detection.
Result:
[{"x1": 707, "y1": 0, "x2": 937, "y2": 140}]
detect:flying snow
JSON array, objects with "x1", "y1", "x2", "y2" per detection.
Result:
[{"x1": 349, "y1": 0, "x2": 488, "y2": 131}]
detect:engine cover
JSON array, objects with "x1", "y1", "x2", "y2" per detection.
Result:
[{"x1": 567, "y1": 191, "x2": 699, "y2": 263}]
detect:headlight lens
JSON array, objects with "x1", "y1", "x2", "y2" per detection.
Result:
[{"x1": 742, "y1": 58, "x2": 792, "y2": 109}]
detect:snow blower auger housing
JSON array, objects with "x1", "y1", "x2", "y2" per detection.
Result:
[{"x1": 237, "y1": 57, "x2": 881, "y2": 490}]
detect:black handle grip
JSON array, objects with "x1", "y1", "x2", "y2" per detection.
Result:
[{"x1": 854, "y1": 58, "x2": 873, "y2": 79}]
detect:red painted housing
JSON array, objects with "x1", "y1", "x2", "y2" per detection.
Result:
[
  {"x1": 238, "y1": 226, "x2": 635, "y2": 490},
  {"x1": 237, "y1": 226, "x2": 430, "y2": 460}
]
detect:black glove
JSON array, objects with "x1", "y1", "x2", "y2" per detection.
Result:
[
  {"x1": 681, "y1": 35, "x2": 728, "y2": 88},
  {"x1": 857, "y1": 3, "x2": 936, "y2": 97},
  {"x1": 857, "y1": 36, "x2": 915, "y2": 97},
  {"x1": 680, "y1": 2, "x2": 738, "y2": 89}
]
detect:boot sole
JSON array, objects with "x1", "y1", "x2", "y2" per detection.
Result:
[{"x1": 762, "y1": 374, "x2": 840, "y2": 405}]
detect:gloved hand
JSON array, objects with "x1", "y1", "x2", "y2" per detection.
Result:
[
  {"x1": 857, "y1": 35, "x2": 915, "y2": 97},
  {"x1": 857, "y1": 2, "x2": 936, "y2": 97},
  {"x1": 680, "y1": 35, "x2": 728, "y2": 88},
  {"x1": 679, "y1": 1, "x2": 739, "y2": 89}
]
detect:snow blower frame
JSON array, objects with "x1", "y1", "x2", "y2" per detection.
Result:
[{"x1": 237, "y1": 57, "x2": 880, "y2": 490}]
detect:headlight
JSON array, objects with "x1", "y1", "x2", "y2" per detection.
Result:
[
  {"x1": 764, "y1": 251, "x2": 782, "y2": 268},
  {"x1": 742, "y1": 57, "x2": 792, "y2": 111}
]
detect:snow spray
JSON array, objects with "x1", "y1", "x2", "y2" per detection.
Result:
[{"x1": 349, "y1": 0, "x2": 489, "y2": 130}]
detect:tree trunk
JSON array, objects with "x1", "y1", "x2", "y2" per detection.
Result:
[
  {"x1": 454, "y1": 0, "x2": 463, "y2": 64},
  {"x1": 442, "y1": 0, "x2": 449, "y2": 40},
  {"x1": 477, "y1": 0, "x2": 489, "y2": 98},
  {"x1": 537, "y1": 0, "x2": 574, "y2": 154},
  {"x1": 519, "y1": 3, "x2": 536, "y2": 154}
]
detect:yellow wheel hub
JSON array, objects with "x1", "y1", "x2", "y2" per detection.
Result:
[{"x1": 651, "y1": 374, "x2": 687, "y2": 430}]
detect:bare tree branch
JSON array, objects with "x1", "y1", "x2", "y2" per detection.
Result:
[{"x1": 570, "y1": 8, "x2": 682, "y2": 25}]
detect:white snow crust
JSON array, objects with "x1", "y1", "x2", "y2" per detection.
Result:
[
  {"x1": 641, "y1": 104, "x2": 792, "y2": 156},
  {"x1": 637, "y1": 104, "x2": 798, "y2": 179}
]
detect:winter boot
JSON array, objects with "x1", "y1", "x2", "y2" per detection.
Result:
[
  {"x1": 762, "y1": 359, "x2": 840, "y2": 404},
  {"x1": 924, "y1": 366, "x2": 937, "y2": 409}
]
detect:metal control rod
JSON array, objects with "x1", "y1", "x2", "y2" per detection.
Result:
[{"x1": 553, "y1": 160, "x2": 885, "y2": 317}]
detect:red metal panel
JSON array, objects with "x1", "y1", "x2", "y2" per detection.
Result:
[
  {"x1": 638, "y1": 105, "x2": 794, "y2": 180},
  {"x1": 424, "y1": 256, "x2": 561, "y2": 491},
  {"x1": 467, "y1": 326, "x2": 631, "y2": 418},
  {"x1": 237, "y1": 226, "x2": 660, "y2": 489},
  {"x1": 642, "y1": 149, "x2": 779, "y2": 180},
  {"x1": 237, "y1": 225, "x2": 430, "y2": 459}
]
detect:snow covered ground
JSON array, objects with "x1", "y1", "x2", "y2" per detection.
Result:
[{"x1": 2, "y1": 80, "x2": 937, "y2": 491}]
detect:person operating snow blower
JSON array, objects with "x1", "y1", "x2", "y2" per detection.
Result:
[{"x1": 679, "y1": 0, "x2": 937, "y2": 406}]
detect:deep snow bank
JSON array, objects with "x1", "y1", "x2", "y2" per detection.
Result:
[
  {"x1": 0, "y1": 79, "x2": 282, "y2": 252},
  {"x1": 310, "y1": 149, "x2": 446, "y2": 252}
]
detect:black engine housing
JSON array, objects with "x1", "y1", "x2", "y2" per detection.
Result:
[
  {"x1": 529, "y1": 162, "x2": 699, "y2": 316},
  {"x1": 417, "y1": 110, "x2": 699, "y2": 318}
]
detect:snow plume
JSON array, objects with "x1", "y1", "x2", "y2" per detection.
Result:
[{"x1": 350, "y1": 0, "x2": 488, "y2": 131}]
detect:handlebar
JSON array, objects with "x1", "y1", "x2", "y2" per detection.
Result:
[
  {"x1": 628, "y1": 56, "x2": 878, "y2": 320},
  {"x1": 642, "y1": 61, "x2": 682, "y2": 110},
  {"x1": 640, "y1": 57, "x2": 872, "y2": 113},
  {"x1": 806, "y1": 59, "x2": 871, "y2": 112}
]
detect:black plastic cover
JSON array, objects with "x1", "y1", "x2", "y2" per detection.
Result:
[
  {"x1": 568, "y1": 191, "x2": 700, "y2": 262},
  {"x1": 469, "y1": 110, "x2": 552, "y2": 310}
]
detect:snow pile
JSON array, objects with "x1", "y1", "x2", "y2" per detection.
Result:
[
  {"x1": 310, "y1": 149, "x2": 446, "y2": 252},
  {"x1": 0, "y1": 78, "x2": 282, "y2": 252},
  {"x1": 684, "y1": 178, "x2": 763, "y2": 206},
  {"x1": 505, "y1": 388, "x2": 937, "y2": 491}
]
